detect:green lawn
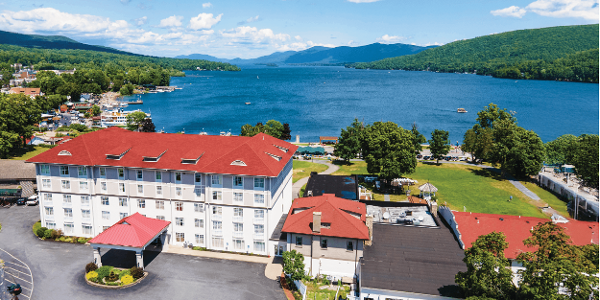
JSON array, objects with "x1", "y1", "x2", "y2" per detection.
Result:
[
  {"x1": 522, "y1": 182, "x2": 570, "y2": 218},
  {"x1": 331, "y1": 160, "x2": 369, "y2": 175},
  {"x1": 292, "y1": 161, "x2": 328, "y2": 183},
  {"x1": 9, "y1": 145, "x2": 50, "y2": 160}
]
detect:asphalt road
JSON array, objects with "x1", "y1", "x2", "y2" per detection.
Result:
[{"x1": 0, "y1": 205, "x2": 284, "y2": 300}]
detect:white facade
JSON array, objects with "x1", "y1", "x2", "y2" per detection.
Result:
[{"x1": 35, "y1": 159, "x2": 293, "y2": 257}]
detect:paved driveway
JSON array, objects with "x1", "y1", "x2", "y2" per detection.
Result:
[{"x1": 0, "y1": 205, "x2": 284, "y2": 300}]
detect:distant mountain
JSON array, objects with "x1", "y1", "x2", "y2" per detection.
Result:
[
  {"x1": 176, "y1": 43, "x2": 437, "y2": 65},
  {"x1": 0, "y1": 30, "x2": 138, "y2": 56}
]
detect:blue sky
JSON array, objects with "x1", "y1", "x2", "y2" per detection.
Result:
[{"x1": 0, "y1": 0, "x2": 597, "y2": 58}]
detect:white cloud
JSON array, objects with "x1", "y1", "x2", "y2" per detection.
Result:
[
  {"x1": 0, "y1": 7, "x2": 113, "y2": 33},
  {"x1": 276, "y1": 41, "x2": 335, "y2": 52},
  {"x1": 237, "y1": 15, "x2": 261, "y2": 25},
  {"x1": 189, "y1": 13, "x2": 222, "y2": 30},
  {"x1": 220, "y1": 26, "x2": 289, "y2": 42},
  {"x1": 158, "y1": 15, "x2": 183, "y2": 27},
  {"x1": 491, "y1": 6, "x2": 527, "y2": 18},
  {"x1": 375, "y1": 34, "x2": 406, "y2": 44},
  {"x1": 347, "y1": 0, "x2": 380, "y2": 3},
  {"x1": 202, "y1": 2, "x2": 212, "y2": 8},
  {"x1": 133, "y1": 16, "x2": 148, "y2": 26},
  {"x1": 294, "y1": 35, "x2": 302, "y2": 41},
  {"x1": 491, "y1": 0, "x2": 598, "y2": 20}
]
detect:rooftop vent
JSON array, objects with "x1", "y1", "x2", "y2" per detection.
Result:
[
  {"x1": 143, "y1": 149, "x2": 168, "y2": 162},
  {"x1": 58, "y1": 150, "x2": 72, "y2": 156},
  {"x1": 499, "y1": 218, "x2": 504, "y2": 221},
  {"x1": 181, "y1": 152, "x2": 204, "y2": 165},
  {"x1": 230, "y1": 160, "x2": 247, "y2": 166},
  {"x1": 273, "y1": 144, "x2": 289, "y2": 153},
  {"x1": 265, "y1": 151, "x2": 282, "y2": 161}
]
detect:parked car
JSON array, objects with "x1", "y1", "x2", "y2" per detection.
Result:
[
  {"x1": 364, "y1": 176, "x2": 378, "y2": 183},
  {"x1": 416, "y1": 154, "x2": 423, "y2": 159},
  {"x1": 16, "y1": 198, "x2": 27, "y2": 205},
  {"x1": 26, "y1": 195, "x2": 38, "y2": 206},
  {"x1": 423, "y1": 155, "x2": 430, "y2": 160}
]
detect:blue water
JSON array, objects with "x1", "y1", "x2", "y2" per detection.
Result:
[{"x1": 123, "y1": 65, "x2": 599, "y2": 143}]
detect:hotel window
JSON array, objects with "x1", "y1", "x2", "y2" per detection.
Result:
[
  {"x1": 176, "y1": 233, "x2": 185, "y2": 243},
  {"x1": 233, "y1": 239, "x2": 244, "y2": 250},
  {"x1": 234, "y1": 192, "x2": 243, "y2": 202},
  {"x1": 176, "y1": 187, "x2": 182, "y2": 196},
  {"x1": 138, "y1": 199, "x2": 145, "y2": 208},
  {"x1": 253, "y1": 241, "x2": 265, "y2": 252},
  {"x1": 156, "y1": 200, "x2": 164, "y2": 210},
  {"x1": 254, "y1": 210, "x2": 264, "y2": 219},
  {"x1": 80, "y1": 181, "x2": 88, "y2": 191},
  {"x1": 60, "y1": 166, "x2": 69, "y2": 176},
  {"x1": 254, "y1": 194, "x2": 264, "y2": 204},
  {"x1": 44, "y1": 193, "x2": 52, "y2": 202},
  {"x1": 64, "y1": 223, "x2": 74, "y2": 234},
  {"x1": 175, "y1": 201, "x2": 183, "y2": 211},
  {"x1": 82, "y1": 225, "x2": 92, "y2": 235},
  {"x1": 254, "y1": 178, "x2": 264, "y2": 189},
  {"x1": 233, "y1": 176, "x2": 243, "y2": 187},
  {"x1": 234, "y1": 208, "x2": 243, "y2": 217},
  {"x1": 212, "y1": 221, "x2": 222, "y2": 230},
  {"x1": 155, "y1": 171, "x2": 162, "y2": 182},
  {"x1": 195, "y1": 234, "x2": 204, "y2": 245},
  {"x1": 45, "y1": 206, "x2": 54, "y2": 216},
  {"x1": 233, "y1": 223, "x2": 243, "y2": 232},
  {"x1": 194, "y1": 187, "x2": 202, "y2": 197},
  {"x1": 99, "y1": 167, "x2": 106, "y2": 178},
  {"x1": 175, "y1": 172, "x2": 182, "y2": 183},
  {"x1": 103, "y1": 226, "x2": 110, "y2": 231},
  {"x1": 120, "y1": 212, "x2": 128, "y2": 219},
  {"x1": 195, "y1": 173, "x2": 202, "y2": 185},
  {"x1": 347, "y1": 241, "x2": 354, "y2": 251},
  {"x1": 63, "y1": 195, "x2": 71, "y2": 204},
  {"x1": 212, "y1": 206, "x2": 222, "y2": 216},
  {"x1": 81, "y1": 196, "x2": 90, "y2": 205},
  {"x1": 320, "y1": 239, "x2": 328, "y2": 249},
  {"x1": 156, "y1": 215, "x2": 165, "y2": 220},
  {"x1": 156, "y1": 186, "x2": 162, "y2": 195},
  {"x1": 46, "y1": 222, "x2": 56, "y2": 229},
  {"x1": 78, "y1": 167, "x2": 87, "y2": 178},
  {"x1": 102, "y1": 211, "x2": 110, "y2": 220},
  {"x1": 119, "y1": 183, "x2": 125, "y2": 193},
  {"x1": 212, "y1": 191, "x2": 222, "y2": 201},
  {"x1": 137, "y1": 185, "x2": 144, "y2": 194},
  {"x1": 101, "y1": 182, "x2": 107, "y2": 192},
  {"x1": 194, "y1": 203, "x2": 204, "y2": 212},
  {"x1": 82, "y1": 210, "x2": 91, "y2": 219},
  {"x1": 101, "y1": 196, "x2": 109, "y2": 205},
  {"x1": 42, "y1": 179, "x2": 51, "y2": 188},
  {"x1": 254, "y1": 224, "x2": 264, "y2": 234},
  {"x1": 212, "y1": 237, "x2": 224, "y2": 248},
  {"x1": 136, "y1": 170, "x2": 143, "y2": 181},
  {"x1": 211, "y1": 175, "x2": 222, "y2": 186},
  {"x1": 117, "y1": 168, "x2": 124, "y2": 179},
  {"x1": 195, "y1": 218, "x2": 204, "y2": 228},
  {"x1": 40, "y1": 164, "x2": 50, "y2": 175},
  {"x1": 175, "y1": 217, "x2": 184, "y2": 226},
  {"x1": 119, "y1": 197, "x2": 128, "y2": 207},
  {"x1": 61, "y1": 180, "x2": 70, "y2": 190},
  {"x1": 296, "y1": 236, "x2": 302, "y2": 246}
]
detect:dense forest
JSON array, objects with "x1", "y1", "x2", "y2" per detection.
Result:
[{"x1": 351, "y1": 25, "x2": 599, "y2": 83}]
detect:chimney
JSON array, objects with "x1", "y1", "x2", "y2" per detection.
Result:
[
  {"x1": 365, "y1": 215, "x2": 373, "y2": 246},
  {"x1": 313, "y1": 212, "x2": 322, "y2": 233}
]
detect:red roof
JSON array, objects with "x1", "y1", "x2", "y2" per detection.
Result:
[
  {"x1": 454, "y1": 212, "x2": 599, "y2": 259},
  {"x1": 26, "y1": 127, "x2": 297, "y2": 177},
  {"x1": 89, "y1": 213, "x2": 171, "y2": 248},
  {"x1": 282, "y1": 194, "x2": 369, "y2": 240}
]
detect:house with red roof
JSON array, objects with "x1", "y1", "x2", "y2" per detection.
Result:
[
  {"x1": 282, "y1": 194, "x2": 369, "y2": 280},
  {"x1": 27, "y1": 127, "x2": 297, "y2": 257}
]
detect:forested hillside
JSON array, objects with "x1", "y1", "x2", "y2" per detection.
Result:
[{"x1": 352, "y1": 25, "x2": 599, "y2": 83}]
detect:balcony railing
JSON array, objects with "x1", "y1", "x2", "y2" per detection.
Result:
[
  {"x1": 212, "y1": 229, "x2": 223, "y2": 236},
  {"x1": 253, "y1": 218, "x2": 264, "y2": 224},
  {"x1": 212, "y1": 214, "x2": 222, "y2": 221},
  {"x1": 62, "y1": 202, "x2": 72, "y2": 207},
  {"x1": 232, "y1": 216, "x2": 244, "y2": 223},
  {"x1": 232, "y1": 231, "x2": 244, "y2": 239},
  {"x1": 253, "y1": 232, "x2": 264, "y2": 239}
]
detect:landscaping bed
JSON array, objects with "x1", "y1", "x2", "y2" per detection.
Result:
[
  {"x1": 85, "y1": 264, "x2": 147, "y2": 288},
  {"x1": 32, "y1": 221, "x2": 92, "y2": 244},
  {"x1": 191, "y1": 246, "x2": 268, "y2": 257}
]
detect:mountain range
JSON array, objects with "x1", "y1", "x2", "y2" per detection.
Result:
[{"x1": 176, "y1": 43, "x2": 438, "y2": 65}]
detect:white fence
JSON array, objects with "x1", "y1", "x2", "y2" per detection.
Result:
[
  {"x1": 438, "y1": 206, "x2": 464, "y2": 249},
  {"x1": 294, "y1": 279, "x2": 307, "y2": 300}
]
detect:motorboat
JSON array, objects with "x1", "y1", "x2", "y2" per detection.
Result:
[{"x1": 457, "y1": 108, "x2": 468, "y2": 113}]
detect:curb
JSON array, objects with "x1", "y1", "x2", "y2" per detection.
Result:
[{"x1": 85, "y1": 271, "x2": 149, "y2": 289}]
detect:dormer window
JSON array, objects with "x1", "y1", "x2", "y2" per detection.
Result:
[
  {"x1": 58, "y1": 150, "x2": 72, "y2": 156},
  {"x1": 143, "y1": 149, "x2": 167, "y2": 162},
  {"x1": 265, "y1": 152, "x2": 282, "y2": 161},
  {"x1": 231, "y1": 160, "x2": 247, "y2": 166},
  {"x1": 181, "y1": 152, "x2": 204, "y2": 165},
  {"x1": 106, "y1": 148, "x2": 130, "y2": 160},
  {"x1": 273, "y1": 144, "x2": 289, "y2": 153}
]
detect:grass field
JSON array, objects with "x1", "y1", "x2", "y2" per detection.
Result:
[
  {"x1": 9, "y1": 145, "x2": 50, "y2": 160},
  {"x1": 292, "y1": 161, "x2": 328, "y2": 183},
  {"x1": 331, "y1": 160, "x2": 369, "y2": 175},
  {"x1": 522, "y1": 182, "x2": 569, "y2": 217}
]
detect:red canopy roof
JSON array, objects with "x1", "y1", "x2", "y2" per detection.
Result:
[
  {"x1": 89, "y1": 213, "x2": 171, "y2": 248},
  {"x1": 282, "y1": 194, "x2": 369, "y2": 240},
  {"x1": 27, "y1": 127, "x2": 297, "y2": 177},
  {"x1": 454, "y1": 212, "x2": 599, "y2": 259}
]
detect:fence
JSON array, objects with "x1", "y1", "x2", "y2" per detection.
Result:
[
  {"x1": 438, "y1": 206, "x2": 464, "y2": 249},
  {"x1": 294, "y1": 279, "x2": 307, "y2": 300}
]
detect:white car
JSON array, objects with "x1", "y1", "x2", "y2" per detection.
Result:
[{"x1": 26, "y1": 195, "x2": 38, "y2": 206}]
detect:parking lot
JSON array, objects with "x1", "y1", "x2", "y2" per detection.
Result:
[{"x1": 0, "y1": 205, "x2": 285, "y2": 300}]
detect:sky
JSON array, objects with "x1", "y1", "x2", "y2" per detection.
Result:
[{"x1": 0, "y1": 0, "x2": 597, "y2": 59}]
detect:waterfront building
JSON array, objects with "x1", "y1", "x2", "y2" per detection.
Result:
[{"x1": 27, "y1": 127, "x2": 296, "y2": 257}]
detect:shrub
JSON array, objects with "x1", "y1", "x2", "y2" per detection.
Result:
[
  {"x1": 86, "y1": 271, "x2": 98, "y2": 280},
  {"x1": 36, "y1": 226, "x2": 47, "y2": 238},
  {"x1": 33, "y1": 221, "x2": 41, "y2": 235},
  {"x1": 51, "y1": 229, "x2": 63, "y2": 239},
  {"x1": 65, "y1": 237, "x2": 73, "y2": 243},
  {"x1": 43, "y1": 229, "x2": 53, "y2": 239},
  {"x1": 120, "y1": 275, "x2": 134, "y2": 285},
  {"x1": 96, "y1": 266, "x2": 113, "y2": 280},
  {"x1": 78, "y1": 237, "x2": 88, "y2": 244},
  {"x1": 130, "y1": 266, "x2": 144, "y2": 279},
  {"x1": 106, "y1": 271, "x2": 119, "y2": 282},
  {"x1": 119, "y1": 269, "x2": 131, "y2": 279},
  {"x1": 293, "y1": 291, "x2": 303, "y2": 300},
  {"x1": 85, "y1": 262, "x2": 98, "y2": 273}
]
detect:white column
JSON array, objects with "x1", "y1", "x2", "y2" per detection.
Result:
[
  {"x1": 93, "y1": 247, "x2": 102, "y2": 267},
  {"x1": 136, "y1": 250, "x2": 144, "y2": 269}
]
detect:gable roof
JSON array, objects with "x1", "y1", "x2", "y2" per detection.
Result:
[
  {"x1": 282, "y1": 194, "x2": 369, "y2": 240},
  {"x1": 454, "y1": 212, "x2": 599, "y2": 259},
  {"x1": 88, "y1": 213, "x2": 171, "y2": 248},
  {"x1": 26, "y1": 127, "x2": 297, "y2": 177}
]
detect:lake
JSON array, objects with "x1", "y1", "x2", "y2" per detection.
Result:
[{"x1": 123, "y1": 65, "x2": 599, "y2": 143}]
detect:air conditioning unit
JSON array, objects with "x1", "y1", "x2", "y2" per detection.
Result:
[{"x1": 307, "y1": 190, "x2": 313, "y2": 196}]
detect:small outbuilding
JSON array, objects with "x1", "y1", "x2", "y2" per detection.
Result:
[{"x1": 418, "y1": 182, "x2": 438, "y2": 200}]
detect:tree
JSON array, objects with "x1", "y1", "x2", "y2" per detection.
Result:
[
  {"x1": 463, "y1": 127, "x2": 493, "y2": 162},
  {"x1": 240, "y1": 120, "x2": 287, "y2": 139},
  {"x1": 489, "y1": 120, "x2": 545, "y2": 178},
  {"x1": 282, "y1": 250, "x2": 305, "y2": 281},
  {"x1": 280, "y1": 123, "x2": 292, "y2": 140},
  {"x1": 429, "y1": 129, "x2": 451, "y2": 163},
  {"x1": 517, "y1": 222, "x2": 598, "y2": 300},
  {"x1": 139, "y1": 118, "x2": 156, "y2": 133},
  {"x1": 91, "y1": 105, "x2": 101, "y2": 117},
  {"x1": 568, "y1": 134, "x2": 599, "y2": 188},
  {"x1": 0, "y1": 93, "x2": 41, "y2": 149},
  {"x1": 361, "y1": 121, "x2": 417, "y2": 179},
  {"x1": 544, "y1": 134, "x2": 577, "y2": 165},
  {"x1": 456, "y1": 232, "x2": 516, "y2": 300},
  {"x1": 411, "y1": 122, "x2": 426, "y2": 153},
  {"x1": 334, "y1": 118, "x2": 365, "y2": 162},
  {"x1": 126, "y1": 111, "x2": 148, "y2": 131},
  {"x1": 265, "y1": 120, "x2": 284, "y2": 139}
]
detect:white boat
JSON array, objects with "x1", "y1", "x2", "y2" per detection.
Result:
[
  {"x1": 100, "y1": 108, "x2": 151, "y2": 127},
  {"x1": 457, "y1": 108, "x2": 468, "y2": 113},
  {"x1": 245, "y1": 102, "x2": 251, "y2": 105}
]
